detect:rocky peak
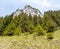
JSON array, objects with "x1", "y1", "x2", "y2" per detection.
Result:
[
  {"x1": 13, "y1": 5, "x2": 43, "y2": 17},
  {"x1": 24, "y1": 5, "x2": 32, "y2": 9},
  {"x1": 13, "y1": 9, "x2": 22, "y2": 16}
]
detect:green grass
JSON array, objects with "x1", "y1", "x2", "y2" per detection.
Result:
[
  {"x1": 53, "y1": 30, "x2": 60, "y2": 40},
  {"x1": 0, "y1": 30, "x2": 60, "y2": 49}
]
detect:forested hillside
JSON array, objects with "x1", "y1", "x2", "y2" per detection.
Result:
[{"x1": 0, "y1": 10, "x2": 60, "y2": 40}]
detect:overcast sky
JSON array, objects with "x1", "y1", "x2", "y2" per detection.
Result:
[{"x1": 0, "y1": 0, "x2": 60, "y2": 16}]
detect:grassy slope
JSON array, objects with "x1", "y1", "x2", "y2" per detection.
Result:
[
  {"x1": 0, "y1": 30, "x2": 60, "y2": 49},
  {"x1": 53, "y1": 30, "x2": 60, "y2": 39}
]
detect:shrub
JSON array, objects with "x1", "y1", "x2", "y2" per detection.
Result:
[
  {"x1": 14, "y1": 27, "x2": 22, "y2": 36},
  {"x1": 47, "y1": 33, "x2": 53, "y2": 40},
  {"x1": 3, "y1": 23, "x2": 16, "y2": 36},
  {"x1": 34, "y1": 25, "x2": 45, "y2": 36}
]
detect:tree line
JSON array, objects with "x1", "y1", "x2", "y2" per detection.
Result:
[{"x1": 0, "y1": 10, "x2": 60, "y2": 39}]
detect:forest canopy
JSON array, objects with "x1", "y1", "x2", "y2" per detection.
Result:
[{"x1": 0, "y1": 10, "x2": 60, "y2": 40}]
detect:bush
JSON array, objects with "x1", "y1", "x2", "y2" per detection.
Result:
[
  {"x1": 3, "y1": 23, "x2": 16, "y2": 36},
  {"x1": 14, "y1": 27, "x2": 22, "y2": 36},
  {"x1": 22, "y1": 32, "x2": 30, "y2": 36},
  {"x1": 47, "y1": 33, "x2": 53, "y2": 40},
  {"x1": 34, "y1": 25, "x2": 45, "y2": 36}
]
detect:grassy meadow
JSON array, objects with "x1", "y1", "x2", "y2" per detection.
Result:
[
  {"x1": 0, "y1": 6, "x2": 60, "y2": 49},
  {"x1": 0, "y1": 30, "x2": 60, "y2": 49}
]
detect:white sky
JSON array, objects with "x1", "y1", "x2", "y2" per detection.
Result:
[{"x1": 0, "y1": 0, "x2": 60, "y2": 16}]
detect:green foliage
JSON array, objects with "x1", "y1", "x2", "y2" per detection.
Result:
[
  {"x1": 0, "y1": 10, "x2": 60, "y2": 36},
  {"x1": 34, "y1": 25, "x2": 45, "y2": 36},
  {"x1": 0, "y1": 24, "x2": 4, "y2": 35},
  {"x1": 3, "y1": 23, "x2": 16, "y2": 36},
  {"x1": 3, "y1": 15, "x2": 12, "y2": 28},
  {"x1": 47, "y1": 33, "x2": 53, "y2": 40},
  {"x1": 33, "y1": 15, "x2": 39, "y2": 26},
  {"x1": 44, "y1": 10, "x2": 60, "y2": 27},
  {"x1": 14, "y1": 26, "x2": 22, "y2": 36},
  {"x1": 44, "y1": 11, "x2": 57, "y2": 32},
  {"x1": 27, "y1": 22, "x2": 34, "y2": 33}
]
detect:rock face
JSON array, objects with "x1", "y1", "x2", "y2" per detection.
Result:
[
  {"x1": 13, "y1": 9, "x2": 22, "y2": 16},
  {"x1": 13, "y1": 5, "x2": 43, "y2": 17}
]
